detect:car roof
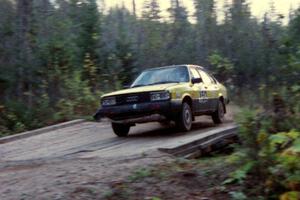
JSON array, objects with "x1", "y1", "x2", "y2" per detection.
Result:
[{"x1": 145, "y1": 64, "x2": 205, "y2": 71}]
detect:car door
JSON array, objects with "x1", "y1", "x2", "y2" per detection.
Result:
[
  {"x1": 190, "y1": 67, "x2": 210, "y2": 112},
  {"x1": 197, "y1": 69, "x2": 219, "y2": 112}
]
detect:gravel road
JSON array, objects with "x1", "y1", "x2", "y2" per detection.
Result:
[{"x1": 0, "y1": 109, "x2": 236, "y2": 200}]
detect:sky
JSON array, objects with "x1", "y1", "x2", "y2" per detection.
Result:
[{"x1": 101, "y1": 0, "x2": 300, "y2": 23}]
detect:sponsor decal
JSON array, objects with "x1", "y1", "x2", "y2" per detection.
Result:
[{"x1": 199, "y1": 91, "x2": 208, "y2": 103}]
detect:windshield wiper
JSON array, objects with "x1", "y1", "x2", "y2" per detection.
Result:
[
  {"x1": 130, "y1": 84, "x2": 146, "y2": 88},
  {"x1": 148, "y1": 81, "x2": 180, "y2": 86}
]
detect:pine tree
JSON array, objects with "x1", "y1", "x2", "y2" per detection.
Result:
[
  {"x1": 140, "y1": 0, "x2": 165, "y2": 67},
  {"x1": 194, "y1": 0, "x2": 218, "y2": 64},
  {"x1": 67, "y1": 0, "x2": 101, "y2": 67},
  {"x1": 0, "y1": 0, "x2": 15, "y2": 99},
  {"x1": 169, "y1": 0, "x2": 188, "y2": 23},
  {"x1": 289, "y1": 8, "x2": 300, "y2": 45},
  {"x1": 15, "y1": 0, "x2": 34, "y2": 107},
  {"x1": 167, "y1": 0, "x2": 193, "y2": 64},
  {"x1": 227, "y1": 0, "x2": 259, "y2": 87},
  {"x1": 100, "y1": 7, "x2": 137, "y2": 89},
  {"x1": 142, "y1": 0, "x2": 161, "y2": 21}
]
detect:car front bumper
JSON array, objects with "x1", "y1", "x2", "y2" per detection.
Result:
[{"x1": 93, "y1": 100, "x2": 182, "y2": 123}]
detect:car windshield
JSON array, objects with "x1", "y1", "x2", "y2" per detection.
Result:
[{"x1": 131, "y1": 66, "x2": 189, "y2": 88}]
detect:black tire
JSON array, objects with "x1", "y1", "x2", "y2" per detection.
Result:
[
  {"x1": 176, "y1": 102, "x2": 193, "y2": 131},
  {"x1": 111, "y1": 122, "x2": 130, "y2": 137},
  {"x1": 212, "y1": 100, "x2": 225, "y2": 124}
]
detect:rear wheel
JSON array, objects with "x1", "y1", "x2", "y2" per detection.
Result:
[
  {"x1": 176, "y1": 102, "x2": 193, "y2": 131},
  {"x1": 212, "y1": 100, "x2": 225, "y2": 124},
  {"x1": 111, "y1": 123, "x2": 130, "y2": 137}
]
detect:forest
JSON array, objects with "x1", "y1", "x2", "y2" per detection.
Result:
[
  {"x1": 0, "y1": 0, "x2": 299, "y2": 135},
  {"x1": 0, "y1": 0, "x2": 300, "y2": 198}
]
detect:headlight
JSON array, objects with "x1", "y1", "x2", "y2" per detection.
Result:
[
  {"x1": 150, "y1": 91, "x2": 170, "y2": 101},
  {"x1": 102, "y1": 97, "x2": 116, "y2": 106}
]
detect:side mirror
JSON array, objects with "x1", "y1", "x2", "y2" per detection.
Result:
[{"x1": 191, "y1": 78, "x2": 202, "y2": 84}]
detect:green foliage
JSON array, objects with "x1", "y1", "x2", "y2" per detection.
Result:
[
  {"x1": 223, "y1": 161, "x2": 255, "y2": 184},
  {"x1": 229, "y1": 191, "x2": 248, "y2": 200},
  {"x1": 55, "y1": 71, "x2": 100, "y2": 121},
  {"x1": 208, "y1": 52, "x2": 234, "y2": 84},
  {"x1": 128, "y1": 168, "x2": 152, "y2": 182},
  {"x1": 83, "y1": 53, "x2": 97, "y2": 90},
  {"x1": 0, "y1": 70, "x2": 100, "y2": 135},
  {"x1": 289, "y1": 8, "x2": 300, "y2": 45},
  {"x1": 151, "y1": 197, "x2": 161, "y2": 200},
  {"x1": 227, "y1": 93, "x2": 300, "y2": 199},
  {"x1": 280, "y1": 191, "x2": 300, "y2": 200}
]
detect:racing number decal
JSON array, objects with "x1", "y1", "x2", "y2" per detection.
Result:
[{"x1": 199, "y1": 91, "x2": 208, "y2": 103}]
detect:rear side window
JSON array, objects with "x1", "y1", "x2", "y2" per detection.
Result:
[
  {"x1": 190, "y1": 68, "x2": 201, "y2": 79},
  {"x1": 199, "y1": 70, "x2": 214, "y2": 84},
  {"x1": 206, "y1": 72, "x2": 217, "y2": 84},
  {"x1": 210, "y1": 76, "x2": 218, "y2": 84}
]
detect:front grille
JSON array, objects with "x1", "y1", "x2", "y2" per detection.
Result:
[{"x1": 116, "y1": 92, "x2": 151, "y2": 105}]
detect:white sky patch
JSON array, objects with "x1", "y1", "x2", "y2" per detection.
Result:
[{"x1": 100, "y1": 0, "x2": 300, "y2": 24}]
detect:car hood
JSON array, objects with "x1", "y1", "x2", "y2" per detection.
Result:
[{"x1": 102, "y1": 83, "x2": 180, "y2": 98}]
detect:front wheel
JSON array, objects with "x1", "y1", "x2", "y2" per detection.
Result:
[
  {"x1": 176, "y1": 102, "x2": 193, "y2": 131},
  {"x1": 111, "y1": 123, "x2": 130, "y2": 137},
  {"x1": 212, "y1": 100, "x2": 225, "y2": 124}
]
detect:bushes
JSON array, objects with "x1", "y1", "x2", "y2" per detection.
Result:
[
  {"x1": 55, "y1": 71, "x2": 101, "y2": 121},
  {"x1": 0, "y1": 71, "x2": 102, "y2": 137},
  {"x1": 0, "y1": 102, "x2": 33, "y2": 136},
  {"x1": 226, "y1": 90, "x2": 300, "y2": 199}
]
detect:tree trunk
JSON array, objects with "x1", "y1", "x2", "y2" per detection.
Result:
[{"x1": 16, "y1": 0, "x2": 33, "y2": 103}]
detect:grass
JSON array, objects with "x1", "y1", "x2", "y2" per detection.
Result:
[{"x1": 103, "y1": 154, "x2": 236, "y2": 200}]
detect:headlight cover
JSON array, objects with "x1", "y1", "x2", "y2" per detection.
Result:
[
  {"x1": 150, "y1": 91, "x2": 170, "y2": 101},
  {"x1": 102, "y1": 97, "x2": 116, "y2": 106}
]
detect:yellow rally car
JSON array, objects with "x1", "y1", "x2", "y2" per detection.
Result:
[{"x1": 94, "y1": 65, "x2": 229, "y2": 137}]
